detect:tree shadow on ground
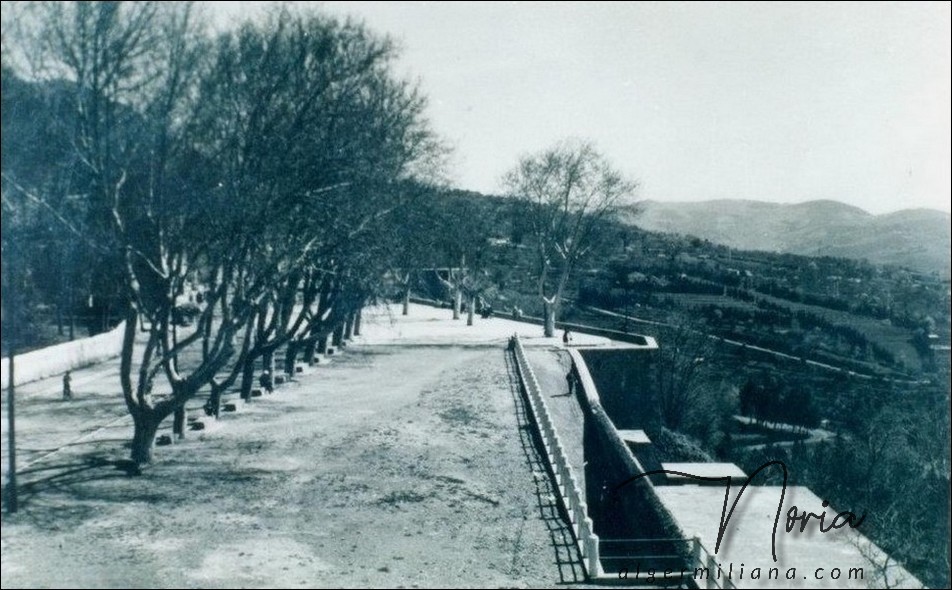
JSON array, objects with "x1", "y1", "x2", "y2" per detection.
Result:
[
  {"x1": 17, "y1": 454, "x2": 140, "y2": 491},
  {"x1": 504, "y1": 351, "x2": 586, "y2": 585},
  {"x1": 4, "y1": 454, "x2": 142, "y2": 527}
]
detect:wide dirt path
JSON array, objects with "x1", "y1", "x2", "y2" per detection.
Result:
[{"x1": 2, "y1": 306, "x2": 586, "y2": 588}]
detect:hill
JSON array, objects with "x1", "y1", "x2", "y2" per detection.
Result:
[{"x1": 620, "y1": 199, "x2": 951, "y2": 275}]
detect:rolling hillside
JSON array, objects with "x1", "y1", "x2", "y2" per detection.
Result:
[{"x1": 621, "y1": 199, "x2": 951, "y2": 275}]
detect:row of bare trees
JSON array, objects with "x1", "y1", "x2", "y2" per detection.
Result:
[
  {"x1": 2, "y1": 2, "x2": 449, "y2": 464},
  {"x1": 2, "y1": 2, "x2": 638, "y2": 465}
]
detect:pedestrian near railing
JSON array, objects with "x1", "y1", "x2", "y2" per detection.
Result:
[{"x1": 509, "y1": 334, "x2": 601, "y2": 578}]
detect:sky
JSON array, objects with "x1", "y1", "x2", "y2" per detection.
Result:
[{"x1": 209, "y1": 2, "x2": 951, "y2": 214}]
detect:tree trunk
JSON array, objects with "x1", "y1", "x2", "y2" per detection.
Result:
[
  {"x1": 402, "y1": 284, "x2": 410, "y2": 315},
  {"x1": 543, "y1": 299, "x2": 556, "y2": 337},
  {"x1": 172, "y1": 406, "x2": 186, "y2": 440},
  {"x1": 317, "y1": 333, "x2": 328, "y2": 355},
  {"x1": 130, "y1": 411, "x2": 162, "y2": 465},
  {"x1": 353, "y1": 309, "x2": 362, "y2": 336},
  {"x1": 100, "y1": 301, "x2": 110, "y2": 334},
  {"x1": 6, "y1": 328, "x2": 17, "y2": 512},
  {"x1": 209, "y1": 382, "x2": 223, "y2": 419},
  {"x1": 66, "y1": 279, "x2": 75, "y2": 340},
  {"x1": 240, "y1": 356, "x2": 255, "y2": 402},
  {"x1": 303, "y1": 337, "x2": 318, "y2": 365},
  {"x1": 284, "y1": 341, "x2": 298, "y2": 375},
  {"x1": 263, "y1": 349, "x2": 275, "y2": 376},
  {"x1": 344, "y1": 314, "x2": 354, "y2": 340},
  {"x1": 467, "y1": 294, "x2": 475, "y2": 326},
  {"x1": 202, "y1": 323, "x2": 210, "y2": 360},
  {"x1": 171, "y1": 322, "x2": 179, "y2": 373},
  {"x1": 332, "y1": 324, "x2": 344, "y2": 347},
  {"x1": 452, "y1": 288, "x2": 461, "y2": 320}
]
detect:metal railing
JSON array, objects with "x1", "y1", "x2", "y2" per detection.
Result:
[
  {"x1": 509, "y1": 334, "x2": 601, "y2": 578},
  {"x1": 511, "y1": 334, "x2": 733, "y2": 588}
]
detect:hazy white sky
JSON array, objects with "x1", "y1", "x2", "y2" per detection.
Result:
[{"x1": 210, "y1": 2, "x2": 951, "y2": 214}]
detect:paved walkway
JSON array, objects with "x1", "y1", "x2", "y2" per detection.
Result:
[{"x1": 522, "y1": 347, "x2": 587, "y2": 506}]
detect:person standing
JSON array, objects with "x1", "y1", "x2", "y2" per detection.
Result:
[{"x1": 62, "y1": 371, "x2": 72, "y2": 400}]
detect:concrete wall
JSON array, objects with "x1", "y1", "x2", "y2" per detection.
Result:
[
  {"x1": 569, "y1": 348, "x2": 689, "y2": 575},
  {"x1": 578, "y1": 348, "x2": 660, "y2": 431},
  {"x1": 1, "y1": 321, "x2": 126, "y2": 389}
]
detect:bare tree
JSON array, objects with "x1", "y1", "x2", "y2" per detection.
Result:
[
  {"x1": 194, "y1": 6, "x2": 443, "y2": 398},
  {"x1": 438, "y1": 194, "x2": 498, "y2": 326},
  {"x1": 4, "y1": 1, "x2": 444, "y2": 466},
  {"x1": 8, "y1": 2, "x2": 221, "y2": 463},
  {"x1": 503, "y1": 139, "x2": 636, "y2": 336},
  {"x1": 847, "y1": 507, "x2": 927, "y2": 590},
  {"x1": 385, "y1": 185, "x2": 443, "y2": 316},
  {"x1": 652, "y1": 321, "x2": 717, "y2": 431}
]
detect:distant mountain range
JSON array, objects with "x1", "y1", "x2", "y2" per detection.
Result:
[{"x1": 618, "y1": 199, "x2": 951, "y2": 275}]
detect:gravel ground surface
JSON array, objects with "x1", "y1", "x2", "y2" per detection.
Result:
[{"x1": 2, "y1": 306, "x2": 590, "y2": 588}]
